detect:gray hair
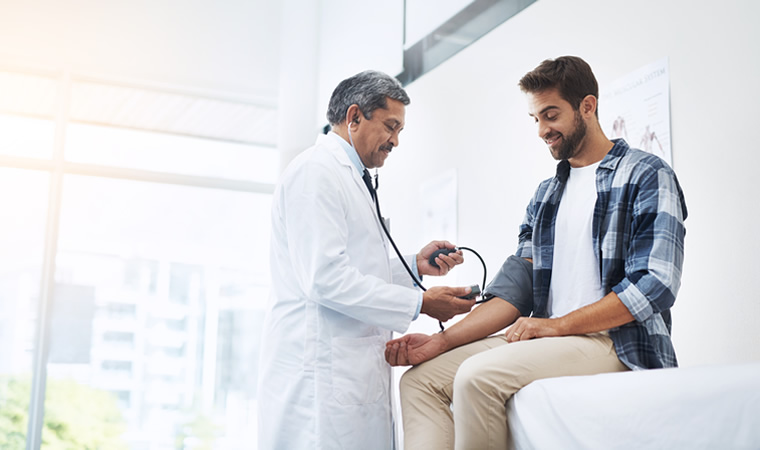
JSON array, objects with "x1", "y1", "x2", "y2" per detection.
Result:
[{"x1": 326, "y1": 70, "x2": 410, "y2": 126}]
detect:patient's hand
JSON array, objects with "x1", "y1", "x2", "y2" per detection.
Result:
[{"x1": 385, "y1": 333, "x2": 446, "y2": 366}]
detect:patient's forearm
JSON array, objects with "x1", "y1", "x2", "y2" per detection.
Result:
[{"x1": 440, "y1": 298, "x2": 521, "y2": 351}]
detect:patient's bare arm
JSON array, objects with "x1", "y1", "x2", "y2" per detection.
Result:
[{"x1": 385, "y1": 298, "x2": 521, "y2": 366}]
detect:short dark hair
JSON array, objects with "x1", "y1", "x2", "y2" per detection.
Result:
[
  {"x1": 326, "y1": 70, "x2": 410, "y2": 126},
  {"x1": 518, "y1": 56, "x2": 599, "y2": 117}
]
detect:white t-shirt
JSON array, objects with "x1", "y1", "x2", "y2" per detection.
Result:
[{"x1": 548, "y1": 161, "x2": 605, "y2": 318}]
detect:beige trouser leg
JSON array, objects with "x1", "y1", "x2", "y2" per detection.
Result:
[
  {"x1": 400, "y1": 333, "x2": 628, "y2": 450},
  {"x1": 400, "y1": 335, "x2": 508, "y2": 450},
  {"x1": 453, "y1": 333, "x2": 628, "y2": 449}
]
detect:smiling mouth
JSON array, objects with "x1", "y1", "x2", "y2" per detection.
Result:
[{"x1": 545, "y1": 135, "x2": 561, "y2": 147}]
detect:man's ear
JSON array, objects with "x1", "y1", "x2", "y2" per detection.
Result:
[
  {"x1": 345, "y1": 104, "x2": 362, "y2": 127},
  {"x1": 580, "y1": 95, "x2": 597, "y2": 117}
]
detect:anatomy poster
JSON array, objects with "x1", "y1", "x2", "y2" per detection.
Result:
[{"x1": 600, "y1": 57, "x2": 672, "y2": 165}]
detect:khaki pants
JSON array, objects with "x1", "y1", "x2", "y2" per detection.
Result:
[{"x1": 399, "y1": 333, "x2": 628, "y2": 450}]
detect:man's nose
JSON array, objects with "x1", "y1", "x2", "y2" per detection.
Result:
[
  {"x1": 388, "y1": 131, "x2": 399, "y2": 148},
  {"x1": 537, "y1": 120, "x2": 551, "y2": 140}
]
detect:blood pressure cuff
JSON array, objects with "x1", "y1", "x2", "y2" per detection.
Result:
[{"x1": 482, "y1": 255, "x2": 533, "y2": 316}]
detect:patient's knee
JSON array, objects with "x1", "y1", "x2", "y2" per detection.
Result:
[
  {"x1": 400, "y1": 362, "x2": 451, "y2": 401},
  {"x1": 400, "y1": 364, "x2": 432, "y2": 395},
  {"x1": 453, "y1": 354, "x2": 503, "y2": 399},
  {"x1": 453, "y1": 357, "x2": 481, "y2": 396}
]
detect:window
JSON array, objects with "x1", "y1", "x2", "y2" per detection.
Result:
[
  {"x1": 65, "y1": 123, "x2": 278, "y2": 183},
  {"x1": 0, "y1": 69, "x2": 276, "y2": 449},
  {"x1": 0, "y1": 114, "x2": 56, "y2": 160},
  {"x1": 102, "y1": 331, "x2": 136, "y2": 349}
]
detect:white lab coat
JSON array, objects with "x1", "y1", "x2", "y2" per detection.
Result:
[{"x1": 258, "y1": 132, "x2": 420, "y2": 450}]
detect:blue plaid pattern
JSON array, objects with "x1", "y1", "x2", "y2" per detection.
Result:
[{"x1": 516, "y1": 139, "x2": 687, "y2": 370}]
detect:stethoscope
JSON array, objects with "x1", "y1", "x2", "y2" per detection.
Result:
[
  {"x1": 347, "y1": 121, "x2": 488, "y2": 330},
  {"x1": 366, "y1": 169, "x2": 489, "y2": 331}
]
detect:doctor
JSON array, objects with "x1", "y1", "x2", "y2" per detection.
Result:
[{"x1": 258, "y1": 70, "x2": 475, "y2": 449}]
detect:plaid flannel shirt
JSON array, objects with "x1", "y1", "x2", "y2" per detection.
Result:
[{"x1": 516, "y1": 139, "x2": 687, "y2": 370}]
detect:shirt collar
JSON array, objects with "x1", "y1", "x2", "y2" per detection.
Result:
[
  {"x1": 330, "y1": 131, "x2": 366, "y2": 174},
  {"x1": 555, "y1": 138, "x2": 631, "y2": 182},
  {"x1": 599, "y1": 138, "x2": 630, "y2": 171}
]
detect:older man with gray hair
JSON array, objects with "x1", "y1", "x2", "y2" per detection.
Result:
[{"x1": 257, "y1": 70, "x2": 475, "y2": 449}]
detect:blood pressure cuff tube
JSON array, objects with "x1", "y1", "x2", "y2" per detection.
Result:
[{"x1": 482, "y1": 255, "x2": 533, "y2": 316}]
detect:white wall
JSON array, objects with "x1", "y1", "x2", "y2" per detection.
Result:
[{"x1": 380, "y1": 0, "x2": 760, "y2": 367}]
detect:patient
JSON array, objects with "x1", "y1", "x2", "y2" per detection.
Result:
[{"x1": 385, "y1": 55, "x2": 688, "y2": 450}]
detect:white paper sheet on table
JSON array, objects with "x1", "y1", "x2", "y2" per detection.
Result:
[{"x1": 507, "y1": 362, "x2": 760, "y2": 449}]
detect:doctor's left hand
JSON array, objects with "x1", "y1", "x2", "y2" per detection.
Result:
[{"x1": 417, "y1": 241, "x2": 463, "y2": 276}]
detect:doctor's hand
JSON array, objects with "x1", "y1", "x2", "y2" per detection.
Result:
[
  {"x1": 385, "y1": 333, "x2": 446, "y2": 366},
  {"x1": 420, "y1": 286, "x2": 474, "y2": 322},
  {"x1": 417, "y1": 240, "x2": 463, "y2": 276}
]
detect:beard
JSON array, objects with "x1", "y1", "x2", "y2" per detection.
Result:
[{"x1": 550, "y1": 110, "x2": 587, "y2": 161}]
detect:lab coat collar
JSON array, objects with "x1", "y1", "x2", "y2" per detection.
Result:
[
  {"x1": 316, "y1": 133, "x2": 374, "y2": 202},
  {"x1": 326, "y1": 131, "x2": 366, "y2": 175}
]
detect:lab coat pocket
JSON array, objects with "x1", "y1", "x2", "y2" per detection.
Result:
[{"x1": 331, "y1": 335, "x2": 386, "y2": 405}]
